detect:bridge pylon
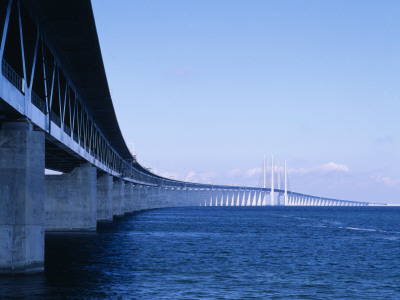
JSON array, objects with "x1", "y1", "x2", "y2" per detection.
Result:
[
  {"x1": 284, "y1": 161, "x2": 288, "y2": 206},
  {"x1": 270, "y1": 155, "x2": 275, "y2": 206}
]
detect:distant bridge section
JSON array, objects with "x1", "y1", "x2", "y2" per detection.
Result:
[
  {"x1": 0, "y1": 0, "x2": 370, "y2": 275},
  {"x1": 203, "y1": 189, "x2": 369, "y2": 207}
]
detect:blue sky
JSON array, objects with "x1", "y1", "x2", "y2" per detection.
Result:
[{"x1": 92, "y1": 0, "x2": 400, "y2": 203}]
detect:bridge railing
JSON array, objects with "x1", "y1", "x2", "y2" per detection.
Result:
[
  {"x1": 49, "y1": 111, "x2": 61, "y2": 127},
  {"x1": 31, "y1": 90, "x2": 46, "y2": 114},
  {"x1": 1, "y1": 59, "x2": 24, "y2": 93}
]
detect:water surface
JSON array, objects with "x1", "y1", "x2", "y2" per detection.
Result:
[{"x1": 1, "y1": 207, "x2": 399, "y2": 299}]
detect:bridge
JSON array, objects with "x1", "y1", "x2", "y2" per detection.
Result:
[{"x1": 0, "y1": 0, "x2": 369, "y2": 274}]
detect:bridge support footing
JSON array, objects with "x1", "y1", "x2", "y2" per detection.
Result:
[
  {"x1": 0, "y1": 121, "x2": 45, "y2": 274},
  {"x1": 45, "y1": 164, "x2": 97, "y2": 231},
  {"x1": 97, "y1": 174, "x2": 113, "y2": 222}
]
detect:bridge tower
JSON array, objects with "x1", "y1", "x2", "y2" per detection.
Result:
[
  {"x1": 284, "y1": 161, "x2": 288, "y2": 206},
  {"x1": 263, "y1": 154, "x2": 266, "y2": 188},
  {"x1": 270, "y1": 155, "x2": 275, "y2": 206},
  {"x1": 276, "y1": 161, "x2": 281, "y2": 206}
]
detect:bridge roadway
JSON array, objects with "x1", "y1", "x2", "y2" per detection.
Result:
[{"x1": 0, "y1": 0, "x2": 369, "y2": 274}]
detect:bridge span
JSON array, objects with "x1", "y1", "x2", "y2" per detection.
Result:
[{"x1": 0, "y1": 0, "x2": 369, "y2": 274}]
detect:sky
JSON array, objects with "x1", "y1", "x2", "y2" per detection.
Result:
[{"x1": 92, "y1": 0, "x2": 400, "y2": 204}]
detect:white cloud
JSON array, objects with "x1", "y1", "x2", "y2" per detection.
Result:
[
  {"x1": 290, "y1": 162, "x2": 350, "y2": 175},
  {"x1": 245, "y1": 167, "x2": 262, "y2": 177},
  {"x1": 184, "y1": 171, "x2": 217, "y2": 183},
  {"x1": 372, "y1": 175, "x2": 400, "y2": 187},
  {"x1": 185, "y1": 171, "x2": 197, "y2": 181},
  {"x1": 227, "y1": 168, "x2": 241, "y2": 177},
  {"x1": 156, "y1": 162, "x2": 350, "y2": 187},
  {"x1": 160, "y1": 171, "x2": 181, "y2": 180}
]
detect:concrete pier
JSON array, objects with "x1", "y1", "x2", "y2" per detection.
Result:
[
  {"x1": 148, "y1": 186, "x2": 157, "y2": 209},
  {"x1": 97, "y1": 174, "x2": 113, "y2": 222},
  {"x1": 160, "y1": 187, "x2": 167, "y2": 208},
  {"x1": 113, "y1": 179, "x2": 125, "y2": 217},
  {"x1": 140, "y1": 186, "x2": 149, "y2": 210},
  {"x1": 45, "y1": 165, "x2": 97, "y2": 231},
  {"x1": 0, "y1": 122, "x2": 45, "y2": 274},
  {"x1": 132, "y1": 185, "x2": 142, "y2": 211},
  {"x1": 124, "y1": 183, "x2": 134, "y2": 213}
]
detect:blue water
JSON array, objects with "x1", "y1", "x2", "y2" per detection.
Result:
[{"x1": 1, "y1": 207, "x2": 399, "y2": 299}]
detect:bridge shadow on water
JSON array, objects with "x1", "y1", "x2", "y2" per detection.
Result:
[{"x1": 0, "y1": 206, "x2": 399, "y2": 299}]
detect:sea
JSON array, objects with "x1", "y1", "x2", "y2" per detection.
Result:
[{"x1": 0, "y1": 207, "x2": 399, "y2": 299}]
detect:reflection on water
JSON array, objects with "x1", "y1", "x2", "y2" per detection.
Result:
[{"x1": 1, "y1": 207, "x2": 399, "y2": 299}]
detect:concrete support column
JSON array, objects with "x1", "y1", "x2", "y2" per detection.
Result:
[
  {"x1": 151, "y1": 186, "x2": 159, "y2": 209},
  {"x1": 246, "y1": 190, "x2": 252, "y2": 206},
  {"x1": 211, "y1": 190, "x2": 216, "y2": 206},
  {"x1": 206, "y1": 189, "x2": 211, "y2": 206},
  {"x1": 188, "y1": 188, "x2": 193, "y2": 206},
  {"x1": 212, "y1": 190, "x2": 216, "y2": 206},
  {"x1": 113, "y1": 179, "x2": 125, "y2": 217},
  {"x1": 146, "y1": 186, "x2": 153, "y2": 209},
  {"x1": 165, "y1": 187, "x2": 171, "y2": 207},
  {"x1": 276, "y1": 193, "x2": 281, "y2": 206},
  {"x1": 164, "y1": 187, "x2": 171, "y2": 207},
  {"x1": 201, "y1": 189, "x2": 206, "y2": 206},
  {"x1": 181, "y1": 188, "x2": 186, "y2": 207},
  {"x1": 178, "y1": 188, "x2": 183, "y2": 207},
  {"x1": 194, "y1": 189, "x2": 199, "y2": 206},
  {"x1": 241, "y1": 190, "x2": 246, "y2": 206},
  {"x1": 199, "y1": 189, "x2": 203, "y2": 206},
  {"x1": 251, "y1": 190, "x2": 257, "y2": 206},
  {"x1": 224, "y1": 190, "x2": 228, "y2": 206},
  {"x1": 97, "y1": 174, "x2": 113, "y2": 222},
  {"x1": 215, "y1": 190, "x2": 220, "y2": 206},
  {"x1": 173, "y1": 187, "x2": 180, "y2": 207},
  {"x1": 184, "y1": 188, "x2": 189, "y2": 206},
  {"x1": 160, "y1": 187, "x2": 168, "y2": 207},
  {"x1": 45, "y1": 164, "x2": 97, "y2": 231},
  {"x1": 177, "y1": 188, "x2": 183, "y2": 206},
  {"x1": 203, "y1": 189, "x2": 208, "y2": 206},
  {"x1": 138, "y1": 185, "x2": 147, "y2": 210},
  {"x1": 124, "y1": 182, "x2": 133, "y2": 214},
  {"x1": 207, "y1": 189, "x2": 212, "y2": 206},
  {"x1": 235, "y1": 190, "x2": 240, "y2": 206},
  {"x1": 143, "y1": 186, "x2": 151, "y2": 209},
  {"x1": 0, "y1": 121, "x2": 45, "y2": 274},
  {"x1": 132, "y1": 184, "x2": 141, "y2": 211},
  {"x1": 230, "y1": 192, "x2": 235, "y2": 206},
  {"x1": 190, "y1": 189, "x2": 196, "y2": 206},
  {"x1": 145, "y1": 186, "x2": 153, "y2": 209},
  {"x1": 155, "y1": 186, "x2": 165, "y2": 208},
  {"x1": 148, "y1": 186, "x2": 158, "y2": 209}
]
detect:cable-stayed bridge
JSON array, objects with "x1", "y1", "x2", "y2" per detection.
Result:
[
  {"x1": 204, "y1": 189, "x2": 368, "y2": 207},
  {"x1": 206, "y1": 156, "x2": 370, "y2": 206},
  {"x1": 0, "y1": 0, "x2": 370, "y2": 274},
  {"x1": 203, "y1": 156, "x2": 368, "y2": 207}
]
